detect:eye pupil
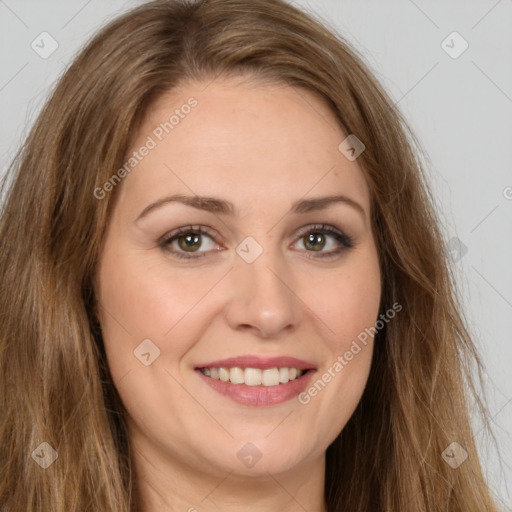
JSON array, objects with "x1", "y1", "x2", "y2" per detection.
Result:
[
  {"x1": 178, "y1": 233, "x2": 201, "y2": 251},
  {"x1": 304, "y1": 233, "x2": 325, "y2": 251}
]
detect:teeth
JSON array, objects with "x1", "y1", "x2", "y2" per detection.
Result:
[
  {"x1": 262, "y1": 368, "x2": 279, "y2": 386},
  {"x1": 219, "y1": 367, "x2": 230, "y2": 382},
  {"x1": 201, "y1": 366, "x2": 305, "y2": 386},
  {"x1": 279, "y1": 367, "x2": 289, "y2": 383},
  {"x1": 229, "y1": 367, "x2": 244, "y2": 384},
  {"x1": 244, "y1": 367, "x2": 262, "y2": 386}
]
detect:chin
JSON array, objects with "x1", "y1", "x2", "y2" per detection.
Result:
[{"x1": 201, "y1": 437, "x2": 318, "y2": 477}]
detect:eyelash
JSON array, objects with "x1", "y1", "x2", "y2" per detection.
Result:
[{"x1": 159, "y1": 223, "x2": 354, "y2": 261}]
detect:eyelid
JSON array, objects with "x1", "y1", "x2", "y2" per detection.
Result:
[
  {"x1": 290, "y1": 223, "x2": 354, "y2": 259},
  {"x1": 292, "y1": 223, "x2": 352, "y2": 246},
  {"x1": 158, "y1": 224, "x2": 222, "y2": 259},
  {"x1": 159, "y1": 224, "x2": 218, "y2": 245},
  {"x1": 159, "y1": 223, "x2": 354, "y2": 260}
]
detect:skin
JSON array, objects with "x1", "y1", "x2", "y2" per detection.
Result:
[{"x1": 95, "y1": 75, "x2": 381, "y2": 512}]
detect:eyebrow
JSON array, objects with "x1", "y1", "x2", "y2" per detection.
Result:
[{"x1": 135, "y1": 193, "x2": 366, "y2": 222}]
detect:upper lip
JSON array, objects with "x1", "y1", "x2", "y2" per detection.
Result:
[{"x1": 195, "y1": 355, "x2": 317, "y2": 370}]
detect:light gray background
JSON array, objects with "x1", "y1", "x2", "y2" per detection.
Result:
[{"x1": 1, "y1": 0, "x2": 511, "y2": 508}]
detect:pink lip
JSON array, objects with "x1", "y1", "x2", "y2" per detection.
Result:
[
  {"x1": 194, "y1": 355, "x2": 317, "y2": 407},
  {"x1": 195, "y1": 355, "x2": 316, "y2": 370},
  {"x1": 196, "y1": 369, "x2": 316, "y2": 406}
]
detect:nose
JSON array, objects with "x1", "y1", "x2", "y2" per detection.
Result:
[{"x1": 223, "y1": 245, "x2": 301, "y2": 339}]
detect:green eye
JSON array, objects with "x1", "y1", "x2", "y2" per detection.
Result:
[
  {"x1": 176, "y1": 233, "x2": 203, "y2": 252},
  {"x1": 293, "y1": 224, "x2": 354, "y2": 258},
  {"x1": 303, "y1": 232, "x2": 327, "y2": 251},
  {"x1": 160, "y1": 226, "x2": 220, "y2": 259},
  {"x1": 160, "y1": 223, "x2": 354, "y2": 260}
]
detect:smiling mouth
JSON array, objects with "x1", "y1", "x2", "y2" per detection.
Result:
[{"x1": 198, "y1": 366, "x2": 309, "y2": 387}]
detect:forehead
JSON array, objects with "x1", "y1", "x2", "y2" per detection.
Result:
[{"x1": 118, "y1": 77, "x2": 371, "y2": 219}]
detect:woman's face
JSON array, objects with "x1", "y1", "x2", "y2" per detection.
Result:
[{"x1": 96, "y1": 76, "x2": 381, "y2": 480}]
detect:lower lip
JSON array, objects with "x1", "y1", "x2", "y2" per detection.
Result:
[{"x1": 196, "y1": 369, "x2": 315, "y2": 406}]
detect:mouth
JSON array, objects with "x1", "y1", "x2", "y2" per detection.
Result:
[{"x1": 195, "y1": 356, "x2": 316, "y2": 406}]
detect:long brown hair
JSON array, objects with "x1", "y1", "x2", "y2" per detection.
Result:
[{"x1": 0, "y1": 0, "x2": 499, "y2": 510}]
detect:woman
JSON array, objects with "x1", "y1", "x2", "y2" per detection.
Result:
[{"x1": 0, "y1": 0, "x2": 500, "y2": 510}]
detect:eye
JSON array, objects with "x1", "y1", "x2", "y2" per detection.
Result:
[
  {"x1": 159, "y1": 225, "x2": 222, "y2": 260},
  {"x1": 159, "y1": 223, "x2": 354, "y2": 260},
  {"x1": 291, "y1": 224, "x2": 354, "y2": 259}
]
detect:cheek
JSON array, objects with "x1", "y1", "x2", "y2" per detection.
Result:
[
  {"x1": 301, "y1": 250, "x2": 381, "y2": 348},
  {"x1": 95, "y1": 244, "x2": 225, "y2": 374},
  {"x1": 294, "y1": 249, "x2": 380, "y2": 440}
]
